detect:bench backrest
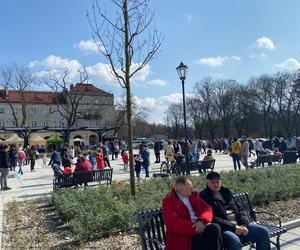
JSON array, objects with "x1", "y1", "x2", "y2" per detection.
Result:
[
  {"x1": 93, "y1": 168, "x2": 113, "y2": 182},
  {"x1": 137, "y1": 208, "x2": 166, "y2": 250},
  {"x1": 233, "y1": 192, "x2": 256, "y2": 222},
  {"x1": 257, "y1": 155, "x2": 274, "y2": 163},
  {"x1": 137, "y1": 192, "x2": 256, "y2": 250},
  {"x1": 51, "y1": 164, "x2": 64, "y2": 176},
  {"x1": 200, "y1": 159, "x2": 215, "y2": 171}
]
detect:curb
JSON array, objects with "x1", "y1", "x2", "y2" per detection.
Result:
[{"x1": 283, "y1": 218, "x2": 300, "y2": 231}]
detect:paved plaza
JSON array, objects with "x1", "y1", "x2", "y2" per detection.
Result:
[{"x1": 0, "y1": 150, "x2": 300, "y2": 249}]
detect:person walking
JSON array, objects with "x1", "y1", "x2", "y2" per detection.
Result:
[
  {"x1": 240, "y1": 136, "x2": 249, "y2": 169},
  {"x1": 254, "y1": 139, "x2": 263, "y2": 156},
  {"x1": 154, "y1": 139, "x2": 162, "y2": 163},
  {"x1": 230, "y1": 137, "x2": 242, "y2": 171},
  {"x1": 28, "y1": 146, "x2": 37, "y2": 171},
  {"x1": 17, "y1": 147, "x2": 26, "y2": 175},
  {"x1": 141, "y1": 144, "x2": 150, "y2": 178},
  {"x1": 0, "y1": 144, "x2": 11, "y2": 191}
]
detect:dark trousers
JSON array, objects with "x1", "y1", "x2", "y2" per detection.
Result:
[
  {"x1": 30, "y1": 158, "x2": 35, "y2": 171},
  {"x1": 104, "y1": 157, "x2": 111, "y2": 168},
  {"x1": 155, "y1": 151, "x2": 160, "y2": 163},
  {"x1": 192, "y1": 223, "x2": 223, "y2": 250}
]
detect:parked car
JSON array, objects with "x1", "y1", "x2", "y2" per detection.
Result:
[{"x1": 132, "y1": 138, "x2": 155, "y2": 148}]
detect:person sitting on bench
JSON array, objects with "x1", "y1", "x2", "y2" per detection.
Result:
[
  {"x1": 163, "y1": 176, "x2": 223, "y2": 250},
  {"x1": 200, "y1": 172, "x2": 270, "y2": 250}
]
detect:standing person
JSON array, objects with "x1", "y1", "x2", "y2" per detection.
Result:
[
  {"x1": 154, "y1": 139, "x2": 161, "y2": 163},
  {"x1": 200, "y1": 172, "x2": 271, "y2": 250},
  {"x1": 0, "y1": 144, "x2": 11, "y2": 191},
  {"x1": 88, "y1": 151, "x2": 97, "y2": 170},
  {"x1": 163, "y1": 176, "x2": 223, "y2": 250},
  {"x1": 102, "y1": 142, "x2": 111, "y2": 168},
  {"x1": 240, "y1": 136, "x2": 249, "y2": 169},
  {"x1": 134, "y1": 154, "x2": 143, "y2": 183},
  {"x1": 95, "y1": 149, "x2": 105, "y2": 170},
  {"x1": 61, "y1": 143, "x2": 71, "y2": 168},
  {"x1": 48, "y1": 150, "x2": 61, "y2": 166},
  {"x1": 141, "y1": 144, "x2": 150, "y2": 178},
  {"x1": 230, "y1": 137, "x2": 242, "y2": 171},
  {"x1": 8, "y1": 144, "x2": 17, "y2": 171},
  {"x1": 114, "y1": 141, "x2": 120, "y2": 159},
  {"x1": 122, "y1": 150, "x2": 129, "y2": 171},
  {"x1": 110, "y1": 140, "x2": 115, "y2": 160},
  {"x1": 42, "y1": 154, "x2": 49, "y2": 168},
  {"x1": 278, "y1": 137, "x2": 287, "y2": 153},
  {"x1": 165, "y1": 140, "x2": 175, "y2": 163},
  {"x1": 28, "y1": 146, "x2": 37, "y2": 171},
  {"x1": 254, "y1": 139, "x2": 263, "y2": 156},
  {"x1": 17, "y1": 147, "x2": 26, "y2": 175}
]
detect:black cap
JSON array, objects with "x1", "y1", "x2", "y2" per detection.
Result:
[{"x1": 206, "y1": 172, "x2": 220, "y2": 180}]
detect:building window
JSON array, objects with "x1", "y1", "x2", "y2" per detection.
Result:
[
  {"x1": 94, "y1": 99, "x2": 100, "y2": 104},
  {"x1": 59, "y1": 121, "x2": 64, "y2": 127},
  {"x1": 0, "y1": 121, "x2": 3, "y2": 127},
  {"x1": 43, "y1": 109, "x2": 49, "y2": 116},
  {"x1": 44, "y1": 121, "x2": 48, "y2": 126},
  {"x1": 32, "y1": 121, "x2": 37, "y2": 127},
  {"x1": 75, "y1": 121, "x2": 79, "y2": 127},
  {"x1": 104, "y1": 98, "x2": 109, "y2": 105},
  {"x1": 96, "y1": 121, "x2": 100, "y2": 127},
  {"x1": 31, "y1": 108, "x2": 36, "y2": 115},
  {"x1": 0, "y1": 108, "x2": 4, "y2": 114},
  {"x1": 84, "y1": 98, "x2": 90, "y2": 104}
]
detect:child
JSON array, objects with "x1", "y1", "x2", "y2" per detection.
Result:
[
  {"x1": 122, "y1": 150, "x2": 129, "y2": 171},
  {"x1": 89, "y1": 151, "x2": 97, "y2": 170},
  {"x1": 134, "y1": 154, "x2": 143, "y2": 183},
  {"x1": 95, "y1": 149, "x2": 105, "y2": 170},
  {"x1": 42, "y1": 154, "x2": 49, "y2": 168}
]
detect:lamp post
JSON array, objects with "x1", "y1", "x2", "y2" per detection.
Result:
[
  {"x1": 295, "y1": 69, "x2": 300, "y2": 135},
  {"x1": 176, "y1": 61, "x2": 190, "y2": 174}
]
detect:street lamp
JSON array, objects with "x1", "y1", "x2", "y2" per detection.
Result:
[{"x1": 176, "y1": 61, "x2": 190, "y2": 174}]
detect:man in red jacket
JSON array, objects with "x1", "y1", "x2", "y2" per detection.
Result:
[{"x1": 163, "y1": 176, "x2": 223, "y2": 250}]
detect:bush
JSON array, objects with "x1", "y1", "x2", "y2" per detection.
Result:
[{"x1": 51, "y1": 164, "x2": 300, "y2": 240}]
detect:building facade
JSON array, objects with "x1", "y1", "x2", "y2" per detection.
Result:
[{"x1": 0, "y1": 83, "x2": 116, "y2": 147}]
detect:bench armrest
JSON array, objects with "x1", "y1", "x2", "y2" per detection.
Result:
[
  {"x1": 255, "y1": 211, "x2": 282, "y2": 227},
  {"x1": 143, "y1": 235, "x2": 166, "y2": 250}
]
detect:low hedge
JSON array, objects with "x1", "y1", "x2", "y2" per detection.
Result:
[{"x1": 51, "y1": 164, "x2": 300, "y2": 240}]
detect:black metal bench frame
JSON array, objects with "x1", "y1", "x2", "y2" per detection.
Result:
[
  {"x1": 51, "y1": 165, "x2": 113, "y2": 190},
  {"x1": 137, "y1": 192, "x2": 286, "y2": 250},
  {"x1": 250, "y1": 154, "x2": 282, "y2": 168}
]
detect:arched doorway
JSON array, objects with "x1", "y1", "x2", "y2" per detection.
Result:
[{"x1": 73, "y1": 135, "x2": 84, "y2": 148}]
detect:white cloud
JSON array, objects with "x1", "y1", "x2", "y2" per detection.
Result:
[
  {"x1": 256, "y1": 37, "x2": 275, "y2": 50},
  {"x1": 249, "y1": 52, "x2": 266, "y2": 59},
  {"x1": 146, "y1": 79, "x2": 168, "y2": 87},
  {"x1": 74, "y1": 39, "x2": 104, "y2": 54},
  {"x1": 196, "y1": 56, "x2": 241, "y2": 67},
  {"x1": 276, "y1": 58, "x2": 300, "y2": 71}
]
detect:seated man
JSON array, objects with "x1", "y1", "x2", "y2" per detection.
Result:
[
  {"x1": 200, "y1": 172, "x2": 270, "y2": 250},
  {"x1": 163, "y1": 176, "x2": 223, "y2": 250},
  {"x1": 74, "y1": 155, "x2": 93, "y2": 186},
  {"x1": 203, "y1": 149, "x2": 215, "y2": 161}
]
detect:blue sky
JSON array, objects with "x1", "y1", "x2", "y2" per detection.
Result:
[{"x1": 1, "y1": 0, "x2": 300, "y2": 123}]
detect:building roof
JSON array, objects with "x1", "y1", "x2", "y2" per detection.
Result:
[
  {"x1": 71, "y1": 83, "x2": 113, "y2": 97},
  {"x1": 0, "y1": 83, "x2": 113, "y2": 104}
]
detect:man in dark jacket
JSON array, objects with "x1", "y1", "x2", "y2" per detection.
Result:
[
  {"x1": 200, "y1": 172, "x2": 270, "y2": 250},
  {"x1": 154, "y1": 140, "x2": 162, "y2": 163},
  {"x1": 163, "y1": 176, "x2": 223, "y2": 250},
  {"x1": 0, "y1": 144, "x2": 11, "y2": 191}
]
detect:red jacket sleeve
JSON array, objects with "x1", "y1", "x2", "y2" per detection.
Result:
[
  {"x1": 162, "y1": 196, "x2": 197, "y2": 236},
  {"x1": 197, "y1": 196, "x2": 213, "y2": 224}
]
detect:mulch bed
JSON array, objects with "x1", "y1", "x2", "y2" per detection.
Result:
[{"x1": 2, "y1": 196, "x2": 300, "y2": 250}]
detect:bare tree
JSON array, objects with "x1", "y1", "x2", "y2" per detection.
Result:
[
  {"x1": 0, "y1": 64, "x2": 35, "y2": 127},
  {"x1": 193, "y1": 78, "x2": 217, "y2": 139},
  {"x1": 89, "y1": 0, "x2": 163, "y2": 195},
  {"x1": 165, "y1": 103, "x2": 183, "y2": 139},
  {"x1": 45, "y1": 69, "x2": 101, "y2": 143}
]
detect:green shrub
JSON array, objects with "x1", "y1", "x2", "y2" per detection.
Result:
[{"x1": 51, "y1": 164, "x2": 300, "y2": 240}]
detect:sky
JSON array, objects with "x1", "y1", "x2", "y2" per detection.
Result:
[{"x1": 1, "y1": 0, "x2": 300, "y2": 124}]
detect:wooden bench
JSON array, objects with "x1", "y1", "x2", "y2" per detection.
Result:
[
  {"x1": 179, "y1": 159, "x2": 215, "y2": 174},
  {"x1": 51, "y1": 164, "x2": 113, "y2": 190},
  {"x1": 250, "y1": 154, "x2": 282, "y2": 168},
  {"x1": 137, "y1": 192, "x2": 286, "y2": 250}
]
